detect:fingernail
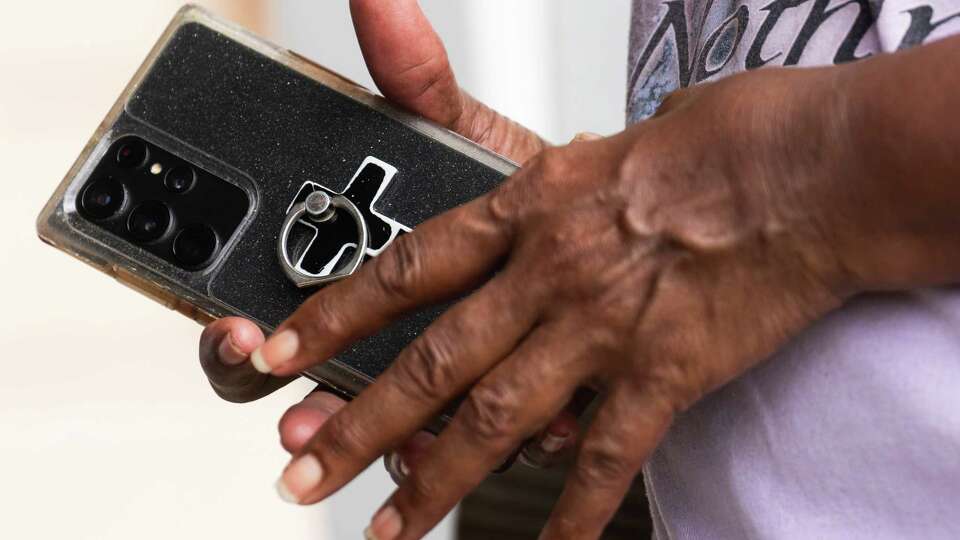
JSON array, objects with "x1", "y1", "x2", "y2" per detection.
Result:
[
  {"x1": 217, "y1": 332, "x2": 247, "y2": 366},
  {"x1": 276, "y1": 453, "x2": 323, "y2": 504},
  {"x1": 365, "y1": 505, "x2": 402, "y2": 540},
  {"x1": 251, "y1": 328, "x2": 299, "y2": 374},
  {"x1": 275, "y1": 477, "x2": 297, "y2": 503},
  {"x1": 571, "y1": 131, "x2": 601, "y2": 142},
  {"x1": 540, "y1": 433, "x2": 569, "y2": 453}
]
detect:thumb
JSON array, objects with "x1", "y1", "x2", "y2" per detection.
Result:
[
  {"x1": 349, "y1": 0, "x2": 547, "y2": 163},
  {"x1": 350, "y1": 0, "x2": 462, "y2": 127}
]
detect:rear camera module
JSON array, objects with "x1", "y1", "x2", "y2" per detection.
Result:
[
  {"x1": 173, "y1": 225, "x2": 219, "y2": 268},
  {"x1": 79, "y1": 136, "x2": 248, "y2": 271},
  {"x1": 80, "y1": 178, "x2": 125, "y2": 220},
  {"x1": 115, "y1": 140, "x2": 148, "y2": 169},
  {"x1": 127, "y1": 201, "x2": 171, "y2": 243},
  {"x1": 164, "y1": 165, "x2": 196, "y2": 194}
]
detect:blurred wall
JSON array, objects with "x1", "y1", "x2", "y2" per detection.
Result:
[{"x1": 0, "y1": 1, "x2": 629, "y2": 539}]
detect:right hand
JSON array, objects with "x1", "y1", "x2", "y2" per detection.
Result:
[{"x1": 199, "y1": 0, "x2": 563, "y2": 477}]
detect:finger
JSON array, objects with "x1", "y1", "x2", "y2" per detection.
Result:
[
  {"x1": 250, "y1": 195, "x2": 512, "y2": 377},
  {"x1": 519, "y1": 386, "x2": 598, "y2": 468},
  {"x1": 518, "y1": 409, "x2": 580, "y2": 469},
  {"x1": 540, "y1": 385, "x2": 673, "y2": 539},
  {"x1": 198, "y1": 317, "x2": 293, "y2": 402},
  {"x1": 350, "y1": 0, "x2": 461, "y2": 126},
  {"x1": 281, "y1": 395, "x2": 436, "y2": 466},
  {"x1": 279, "y1": 390, "x2": 432, "y2": 460},
  {"x1": 366, "y1": 322, "x2": 599, "y2": 540},
  {"x1": 278, "y1": 390, "x2": 348, "y2": 453},
  {"x1": 274, "y1": 270, "x2": 541, "y2": 503},
  {"x1": 349, "y1": 0, "x2": 546, "y2": 161},
  {"x1": 278, "y1": 390, "x2": 435, "y2": 490},
  {"x1": 571, "y1": 132, "x2": 602, "y2": 143}
]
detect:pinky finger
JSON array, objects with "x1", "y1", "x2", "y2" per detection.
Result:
[{"x1": 539, "y1": 385, "x2": 673, "y2": 539}]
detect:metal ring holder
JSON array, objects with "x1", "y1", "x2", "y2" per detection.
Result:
[{"x1": 277, "y1": 191, "x2": 369, "y2": 288}]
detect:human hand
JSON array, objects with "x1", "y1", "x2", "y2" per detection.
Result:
[
  {"x1": 198, "y1": 0, "x2": 561, "y2": 477},
  {"x1": 274, "y1": 134, "x2": 607, "y2": 482},
  {"x1": 198, "y1": 0, "x2": 547, "y2": 402},
  {"x1": 254, "y1": 65, "x2": 861, "y2": 539}
]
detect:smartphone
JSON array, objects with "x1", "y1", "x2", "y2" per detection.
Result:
[{"x1": 36, "y1": 5, "x2": 517, "y2": 414}]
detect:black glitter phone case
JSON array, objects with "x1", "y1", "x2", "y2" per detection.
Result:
[{"x1": 36, "y1": 5, "x2": 517, "y2": 406}]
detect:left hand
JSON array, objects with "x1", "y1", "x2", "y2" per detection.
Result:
[{"x1": 253, "y1": 65, "x2": 857, "y2": 539}]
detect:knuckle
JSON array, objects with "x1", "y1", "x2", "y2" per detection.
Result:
[
  {"x1": 519, "y1": 149, "x2": 547, "y2": 172},
  {"x1": 575, "y1": 440, "x2": 636, "y2": 490},
  {"x1": 460, "y1": 381, "x2": 521, "y2": 444},
  {"x1": 655, "y1": 87, "x2": 692, "y2": 116},
  {"x1": 392, "y1": 332, "x2": 459, "y2": 403},
  {"x1": 548, "y1": 516, "x2": 590, "y2": 539},
  {"x1": 540, "y1": 226, "x2": 569, "y2": 252},
  {"x1": 537, "y1": 148, "x2": 566, "y2": 179},
  {"x1": 401, "y1": 470, "x2": 441, "y2": 508},
  {"x1": 538, "y1": 226, "x2": 584, "y2": 267},
  {"x1": 486, "y1": 151, "x2": 558, "y2": 223},
  {"x1": 374, "y1": 233, "x2": 424, "y2": 300},
  {"x1": 636, "y1": 351, "x2": 707, "y2": 413},
  {"x1": 303, "y1": 292, "x2": 350, "y2": 341},
  {"x1": 319, "y1": 410, "x2": 368, "y2": 462},
  {"x1": 486, "y1": 183, "x2": 520, "y2": 225},
  {"x1": 485, "y1": 148, "x2": 571, "y2": 225},
  {"x1": 406, "y1": 54, "x2": 454, "y2": 101},
  {"x1": 530, "y1": 231, "x2": 596, "y2": 292},
  {"x1": 460, "y1": 100, "x2": 499, "y2": 148},
  {"x1": 579, "y1": 319, "x2": 625, "y2": 353}
]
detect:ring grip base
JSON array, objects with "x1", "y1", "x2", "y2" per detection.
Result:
[{"x1": 277, "y1": 191, "x2": 369, "y2": 288}]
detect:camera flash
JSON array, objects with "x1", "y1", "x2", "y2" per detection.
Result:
[{"x1": 150, "y1": 163, "x2": 163, "y2": 175}]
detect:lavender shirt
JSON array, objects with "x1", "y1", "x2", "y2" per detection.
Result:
[{"x1": 628, "y1": 1, "x2": 960, "y2": 537}]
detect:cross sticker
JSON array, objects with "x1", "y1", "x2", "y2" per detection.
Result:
[{"x1": 284, "y1": 156, "x2": 411, "y2": 278}]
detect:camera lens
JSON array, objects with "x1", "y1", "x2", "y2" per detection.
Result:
[
  {"x1": 80, "y1": 178, "x2": 125, "y2": 219},
  {"x1": 164, "y1": 165, "x2": 196, "y2": 194},
  {"x1": 127, "y1": 201, "x2": 171, "y2": 243},
  {"x1": 115, "y1": 140, "x2": 148, "y2": 168},
  {"x1": 173, "y1": 225, "x2": 219, "y2": 268}
]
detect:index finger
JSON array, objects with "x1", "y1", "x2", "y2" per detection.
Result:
[{"x1": 251, "y1": 195, "x2": 510, "y2": 377}]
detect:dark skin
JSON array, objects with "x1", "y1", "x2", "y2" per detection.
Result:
[
  {"x1": 199, "y1": 0, "x2": 577, "y2": 469},
  {"x1": 200, "y1": 0, "x2": 960, "y2": 538}
]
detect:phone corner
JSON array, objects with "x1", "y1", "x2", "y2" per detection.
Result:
[
  {"x1": 175, "y1": 3, "x2": 209, "y2": 21},
  {"x1": 35, "y1": 202, "x2": 57, "y2": 245}
]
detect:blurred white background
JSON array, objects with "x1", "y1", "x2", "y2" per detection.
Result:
[{"x1": 0, "y1": 1, "x2": 628, "y2": 538}]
